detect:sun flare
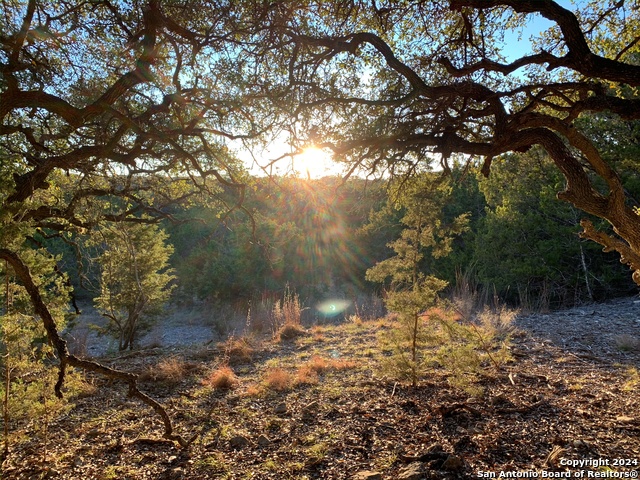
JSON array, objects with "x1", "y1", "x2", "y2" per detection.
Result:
[{"x1": 293, "y1": 146, "x2": 336, "y2": 179}]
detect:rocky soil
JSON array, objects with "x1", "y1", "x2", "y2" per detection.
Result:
[
  {"x1": 515, "y1": 296, "x2": 640, "y2": 366},
  {"x1": 2, "y1": 298, "x2": 639, "y2": 479}
]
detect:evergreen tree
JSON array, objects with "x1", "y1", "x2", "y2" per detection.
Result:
[
  {"x1": 474, "y1": 149, "x2": 635, "y2": 307},
  {"x1": 93, "y1": 223, "x2": 175, "y2": 351},
  {"x1": 366, "y1": 174, "x2": 468, "y2": 386}
]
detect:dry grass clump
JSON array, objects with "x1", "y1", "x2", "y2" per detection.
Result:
[
  {"x1": 263, "y1": 367, "x2": 293, "y2": 391},
  {"x1": 296, "y1": 364, "x2": 320, "y2": 385},
  {"x1": 306, "y1": 355, "x2": 357, "y2": 373},
  {"x1": 243, "y1": 383, "x2": 263, "y2": 397},
  {"x1": 273, "y1": 288, "x2": 303, "y2": 326},
  {"x1": 222, "y1": 335, "x2": 255, "y2": 364},
  {"x1": 203, "y1": 365, "x2": 238, "y2": 390},
  {"x1": 296, "y1": 355, "x2": 357, "y2": 385},
  {"x1": 614, "y1": 334, "x2": 640, "y2": 352},
  {"x1": 329, "y1": 358, "x2": 358, "y2": 370},
  {"x1": 277, "y1": 323, "x2": 306, "y2": 341},
  {"x1": 306, "y1": 355, "x2": 330, "y2": 373},
  {"x1": 423, "y1": 306, "x2": 463, "y2": 323},
  {"x1": 272, "y1": 286, "x2": 306, "y2": 341},
  {"x1": 353, "y1": 293, "x2": 385, "y2": 322},
  {"x1": 476, "y1": 306, "x2": 517, "y2": 339},
  {"x1": 310, "y1": 325, "x2": 326, "y2": 342},
  {"x1": 73, "y1": 378, "x2": 99, "y2": 398},
  {"x1": 140, "y1": 357, "x2": 191, "y2": 385},
  {"x1": 263, "y1": 356, "x2": 358, "y2": 390}
]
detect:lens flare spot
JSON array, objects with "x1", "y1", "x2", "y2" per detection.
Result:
[{"x1": 316, "y1": 299, "x2": 351, "y2": 318}]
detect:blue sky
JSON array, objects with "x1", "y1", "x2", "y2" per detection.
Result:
[{"x1": 501, "y1": 0, "x2": 578, "y2": 62}]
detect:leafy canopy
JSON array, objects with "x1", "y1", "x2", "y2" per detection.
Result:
[{"x1": 264, "y1": 0, "x2": 640, "y2": 284}]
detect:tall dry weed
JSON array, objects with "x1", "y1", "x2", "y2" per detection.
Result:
[
  {"x1": 271, "y1": 285, "x2": 305, "y2": 340},
  {"x1": 353, "y1": 294, "x2": 385, "y2": 322},
  {"x1": 221, "y1": 335, "x2": 255, "y2": 364},
  {"x1": 477, "y1": 306, "x2": 517, "y2": 340}
]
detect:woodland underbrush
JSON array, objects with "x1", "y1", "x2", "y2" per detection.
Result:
[
  {"x1": 1, "y1": 284, "x2": 513, "y2": 457},
  {"x1": 2, "y1": 291, "x2": 640, "y2": 479}
]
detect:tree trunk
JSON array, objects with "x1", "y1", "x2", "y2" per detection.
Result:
[
  {"x1": 0, "y1": 248, "x2": 195, "y2": 448},
  {"x1": 412, "y1": 312, "x2": 418, "y2": 388}
]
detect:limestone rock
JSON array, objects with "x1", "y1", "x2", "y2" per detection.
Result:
[
  {"x1": 229, "y1": 435, "x2": 250, "y2": 449},
  {"x1": 442, "y1": 455, "x2": 464, "y2": 471},
  {"x1": 398, "y1": 462, "x2": 424, "y2": 480},
  {"x1": 274, "y1": 402, "x2": 288, "y2": 415},
  {"x1": 352, "y1": 471, "x2": 382, "y2": 480}
]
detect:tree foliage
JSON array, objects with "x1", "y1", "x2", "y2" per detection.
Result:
[
  {"x1": 366, "y1": 174, "x2": 468, "y2": 386},
  {"x1": 269, "y1": 0, "x2": 640, "y2": 284},
  {"x1": 167, "y1": 176, "x2": 387, "y2": 303},
  {"x1": 0, "y1": 0, "x2": 274, "y2": 446},
  {"x1": 0, "y1": 231, "x2": 81, "y2": 459},
  {"x1": 474, "y1": 148, "x2": 636, "y2": 306},
  {"x1": 93, "y1": 222, "x2": 175, "y2": 351}
]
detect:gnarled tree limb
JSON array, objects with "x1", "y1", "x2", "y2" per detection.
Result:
[
  {"x1": 579, "y1": 220, "x2": 640, "y2": 285},
  {"x1": 0, "y1": 248, "x2": 196, "y2": 448}
]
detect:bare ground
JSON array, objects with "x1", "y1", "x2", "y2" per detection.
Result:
[{"x1": 2, "y1": 298, "x2": 639, "y2": 479}]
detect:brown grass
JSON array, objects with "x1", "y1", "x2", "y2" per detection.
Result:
[
  {"x1": 204, "y1": 365, "x2": 238, "y2": 390},
  {"x1": 271, "y1": 286, "x2": 305, "y2": 339},
  {"x1": 140, "y1": 357, "x2": 190, "y2": 385},
  {"x1": 422, "y1": 306, "x2": 463, "y2": 323},
  {"x1": 277, "y1": 323, "x2": 305, "y2": 341},
  {"x1": 477, "y1": 306, "x2": 517, "y2": 339},
  {"x1": 327, "y1": 358, "x2": 358, "y2": 371},
  {"x1": 295, "y1": 364, "x2": 320, "y2": 385},
  {"x1": 295, "y1": 355, "x2": 357, "y2": 385},
  {"x1": 222, "y1": 336, "x2": 255, "y2": 364},
  {"x1": 243, "y1": 384, "x2": 262, "y2": 397},
  {"x1": 74, "y1": 378, "x2": 99, "y2": 398},
  {"x1": 306, "y1": 355, "x2": 330, "y2": 373},
  {"x1": 310, "y1": 325, "x2": 326, "y2": 342},
  {"x1": 263, "y1": 367, "x2": 293, "y2": 391}
]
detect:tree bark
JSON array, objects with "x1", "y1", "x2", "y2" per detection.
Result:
[{"x1": 0, "y1": 248, "x2": 196, "y2": 448}]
